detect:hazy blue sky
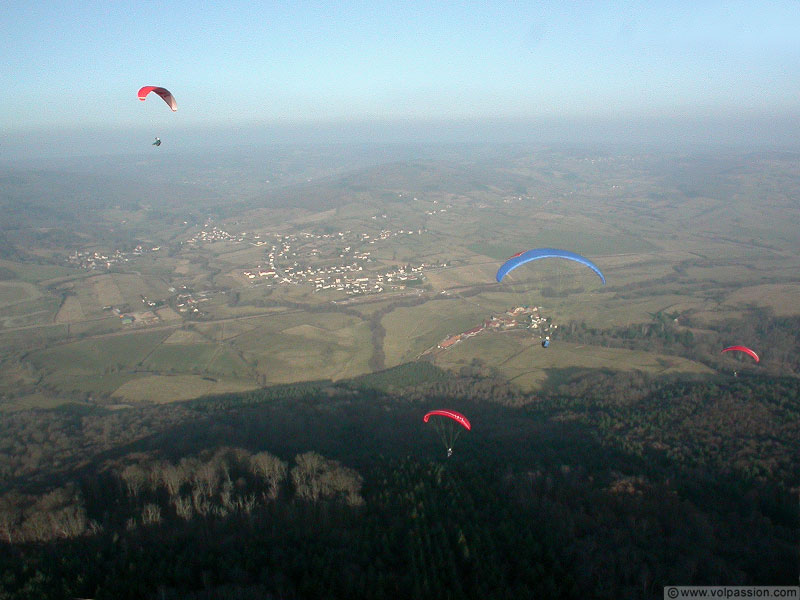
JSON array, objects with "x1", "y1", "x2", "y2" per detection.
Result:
[{"x1": 2, "y1": 1, "x2": 800, "y2": 156}]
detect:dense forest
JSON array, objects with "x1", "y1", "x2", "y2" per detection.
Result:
[{"x1": 0, "y1": 362, "x2": 797, "y2": 599}]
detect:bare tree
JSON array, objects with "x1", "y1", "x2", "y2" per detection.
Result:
[
  {"x1": 160, "y1": 462, "x2": 188, "y2": 499},
  {"x1": 141, "y1": 503, "x2": 162, "y2": 525},
  {"x1": 291, "y1": 452, "x2": 364, "y2": 505},
  {"x1": 220, "y1": 478, "x2": 234, "y2": 512},
  {"x1": 194, "y1": 460, "x2": 221, "y2": 498},
  {"x1": 234, "y1": 493, "x2": 256, "y2": 515},
  {"x1": 49, "y1": 504, "x2": 87, "y2": 538},
  {"x1": 87, "y1": 519, "x2": 103, "y2": 535},
  {"x1": 23, "y1": 512, "x2": 52, "y2": 542},
  {"x1": 172, "y1": 495, "x2": 193, "y2": 521},
  {"x1": 120, "y1": 464, "x2": 148, "y2": 498},
  {"x1": 179, "y1": 456, "x2": 202, "y2": 479},
  {"x1": 0, "y1": 497, "x2": 20, "y2": 543},
  {"x1": 147, "y1": 462, "x2": 163, "y2": 492},
  {"x1": 211, "y1": 447, "x2": 245, "y2": 483},
  {"x1": 192, "y1": 487, "x2": 211, "y2": 516},
  {"x1": 291, "y1": 452, "x2": 330, "y2": 503},
  {"x1": 220, "y1": 447, "x2": 252, "y2": 470},
  {"x1": 250, "y1": 452, "x2": 288, "y2": 500},
  {"x1": 323, "y1": 465, "x2": 365, "y2": 507}
]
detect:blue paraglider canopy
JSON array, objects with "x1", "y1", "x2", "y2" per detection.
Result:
[{"x1": 496, "y1": 248, "x2": 606, "y2": 284}]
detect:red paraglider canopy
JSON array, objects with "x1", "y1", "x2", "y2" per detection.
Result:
[
  {"x1": 423, "y1": 410, "x2": 471, "y2": 430},
  {"x1": 137, "y1": 86, "x2": 177, "y2": 111},
  {"x1": 721, "y1": 345, "x2": 759, "y2": 363}
]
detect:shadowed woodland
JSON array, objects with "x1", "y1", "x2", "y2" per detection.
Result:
[{"x1": 0, "y1": 359, "x2": 796, "y2": 599}]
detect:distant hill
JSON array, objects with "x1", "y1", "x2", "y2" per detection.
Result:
[{"x1": 0, "y1": 168, "x2": 218, "y2": 231}]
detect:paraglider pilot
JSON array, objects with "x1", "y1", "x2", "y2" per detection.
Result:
[{"x1": 424, "y1": 410, "x2": 470, "y2": 459}]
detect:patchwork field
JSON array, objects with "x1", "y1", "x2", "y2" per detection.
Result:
[
  {"x1": 722, "y1": 283, "x2": 800, "y2": 316},
  {"x1": 112, "y1": 374, "x2": 257, "y2": 403},
  {"x1": 92, "y1": 274, "x2": 125, "y2": 307},
  {"x1": 382, "y1": 299, "x2": 492, "y2": 366},
  {"x1": 0, "y1": 259, "x2": 77, "y2": 284},
  {"x1": 230, "y1": 311, "x2": 373, "y2": 383},
  {"x1": 28, "y1": 330, "x2": 173, "y2": 377},
  {"x1": 55, "y1": 295, "x2": 84, "y2": 322},
  {"x1": 0, "y1": 281, "x2": 41, "y2": 307},
  {"x1": 434, "y1": 333, "x2": 715, "y2": 391}
]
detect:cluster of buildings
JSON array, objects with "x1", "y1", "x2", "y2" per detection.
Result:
[
  {"x1": 121, "y1": 311, "x2": 159, "y2": 326},
  {"x1": 314, "y1": 264, "x2": 428, "y2": 295},
  {"x1": 437, "y1": 306, "x2": 553, "y2": 350},
  {"x1": 361, "y1": 228, "x2": 426, "y2": 243},
  {"x1": 67, "y1": 245, "x2": 160, "y2": 270},
  {"x1": 421, "y1": 199, "x2": 453, "y2": 216},
  {"x1": 185, "y1": 226, "x2": 244, "y2": 244},
  {"x1": 175, "y1": 290, "x2": 211, "y2": 316},
  {"x1": 186, "y1": 225, "x2": 434, "y2": 292},
  {"x1": 239, "y1": 229, "x2": 445, "y2": 296},
  {"x1": 139, "y1": 295, "x2": 165, "y2": 309},
  {"x1": 96, "y1": 283, "x2": 218, "y2": 327},
  {"x1": 243, "y1": 259, "x2": 436, "y2": 296},
  {"x1": 102, "y1": 304, "x2": 159, "y2": 327}
]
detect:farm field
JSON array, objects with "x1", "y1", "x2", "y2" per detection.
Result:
[
  {"x1": 0, "y1": 281, "x2": 41, "y2": 307},
  {"x1": 382, "y1": 299, "x2": 489, "y2": 366},
  {"x1": 434, "y1": 333, "x2": 714, "y2": 391},
  {"x1": 112, "y1": 374, "x2": 257, "y2": 403}
]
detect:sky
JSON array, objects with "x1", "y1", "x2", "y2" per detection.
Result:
[{"x1": 2, "y1": 1, "x2": 800, "y2": 158}]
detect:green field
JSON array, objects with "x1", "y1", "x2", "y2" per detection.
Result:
[
  {"x1": 231, "y1": 312, "x2": 373, "y2": 383},
  {"x1": 382, "y1": 299, "x2": 490, "y2": 366},
  {"x1": 0, "y1": 281, "x2": 39, "y2": 306},
  {"x1": 467, "y1": 231, "x2": 654, "y2": 261},
  {"x1": 29, "y1": 330, "x2": 172, "y2": 376},
  {"x1": 141, "y1": 343, "x2": 251, "y2": 376},
  {"x1": 0, "y1": 259, "x2": 79, "y2": 284},
  {"x1": 112, "y1": 374, "x2": 257, "y2": 403},
  {"x1": 435, "y1": 333, "x2": 714, "y2": 391},
  {"x1": 0, "y1": 296, "x2": 60, "y2": 330}
]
